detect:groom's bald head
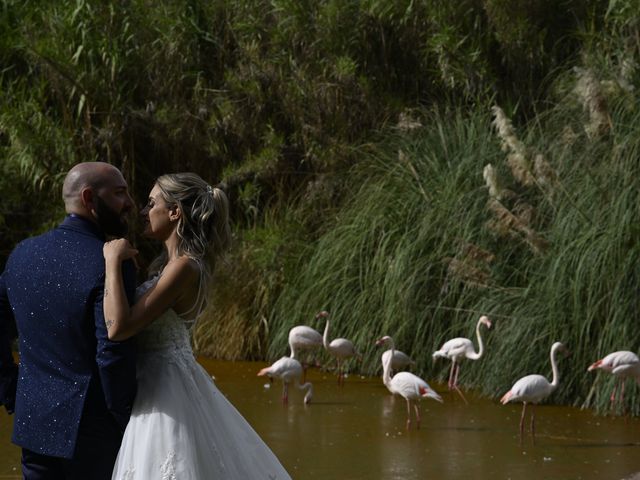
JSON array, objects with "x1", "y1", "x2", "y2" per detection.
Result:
[
  {"x1": 62, "y1": 162, "x2": 123, "y2": 211},
  {"x1": 62, "y1": 162, "x2": 133, "y2": 236}
]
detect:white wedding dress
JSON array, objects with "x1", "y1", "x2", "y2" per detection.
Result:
[{"x1": 111, "y1": 278, "x2": 291, "y2": 479}]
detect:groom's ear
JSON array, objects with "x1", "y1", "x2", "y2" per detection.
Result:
[{"x1": 80, "y1": 187, "x2": 95, "y2": 213}]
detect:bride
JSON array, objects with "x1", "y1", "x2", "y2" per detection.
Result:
[{"x1": 103, "y1": 172, "x2": 291, "y2": 479}]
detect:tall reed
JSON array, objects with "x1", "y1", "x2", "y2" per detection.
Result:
[{"x1": 265, "y1": 96, "x2": 640, "y2": 413}]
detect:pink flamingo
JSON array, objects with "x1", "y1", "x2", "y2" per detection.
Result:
[
  {"x1": 375, "y1": 337, "x2": 415, "y2": 384},
  {"x1": 432, "y1": 315, "x2": 492, "y2": 403},
  {"x1": 323, "y1": 316, "x2": 361, "y2": 385},
  {"x1": 376, "y1": 336, "x2": 443, "y2": 430},
  {"x1": 257, "y1": 356, "x2": 313, "y2": 405},
  {"x1": 588, "y1": 350, "x2": 640, "y2": 413},
  {"x1": 288, "y1": 310, "x2": 328, "y2": 381},
  {"x1": 500, "y1": 341, "x2": 567, "y2": 444},
  {"x1": 380, "y1": 348, "x2": 415, "y2": 376}
]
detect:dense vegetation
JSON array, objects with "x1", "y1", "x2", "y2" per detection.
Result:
[{"x1": 1, "y1": 0, "x2": 639, "y2": 413}]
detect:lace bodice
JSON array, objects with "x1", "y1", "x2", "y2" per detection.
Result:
[{"x1": 134, "y1": 277, "x2": 193, "y2": 356}]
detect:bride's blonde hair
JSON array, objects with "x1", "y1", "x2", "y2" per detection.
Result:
[{"x1": 148, "y1": 172, "x2": 231, "y2": 281}]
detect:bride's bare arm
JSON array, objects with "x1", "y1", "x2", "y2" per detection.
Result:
[{"x1": 103, "y1": 239, "x2": 199, "y2": 341}]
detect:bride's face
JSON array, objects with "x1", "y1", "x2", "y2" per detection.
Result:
[{"x1": 140, "y1": 184, "x2": 177, "y2": 239}]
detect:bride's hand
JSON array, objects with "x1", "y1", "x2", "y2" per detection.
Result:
[{"x1": 103, "y1": 239, "x2": 139, "y2": 263}]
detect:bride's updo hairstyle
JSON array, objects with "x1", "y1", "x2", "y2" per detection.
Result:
[{"x1": 149, "y1": 172, "x2": 231, "y2": 278}]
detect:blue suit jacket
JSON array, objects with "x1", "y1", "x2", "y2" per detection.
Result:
[{"x1": 0, "y1": 215, "x2": 137, "y2": 459}]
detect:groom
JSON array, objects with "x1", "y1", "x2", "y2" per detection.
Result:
[{"x1": 0, "y1": 162, "x2": 137, "y2": 479}]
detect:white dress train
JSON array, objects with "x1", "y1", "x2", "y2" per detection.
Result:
[{"x1": 111, "y1": 279, "x2": 291, "y2": 479}]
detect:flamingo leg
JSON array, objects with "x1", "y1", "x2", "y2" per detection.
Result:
[
  {"x1": 405, "y1": 398, "x2": 412, "y2": 430},
  {"x1": 620, "y1": 380, "x2": 627, "y2": 416},
  {"x1": 453, "y1": 363, "x2": 461, "y2": 388},
  {"x1": 448, "y1": 362, "x2": 455, "y2": 389},
  {"x1": 530, "y1": 404, "x2": 536, "y2": 445},
  {"x1": 337, "y1": 359, "x2": 342, "y2": 386},
  {"x1": 282, "y1": 382, "x2": 289, "y2": 405},
  {"x1": 609, "y1": 380, "x2": 619, "y2": 409},
  {"x1": 449, "y1": 364, "x2": 468, "y2": 404},
  {"x1": 414, "y1": 403, "x2": 421, "y2": 430},
  {"x1": 453, "y1": 385, "x2": 469, "y2": 404},
  {"x1": 519, "y1": 402, "x2": 527, "y2": 444}
]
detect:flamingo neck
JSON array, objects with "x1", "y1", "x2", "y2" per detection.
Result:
[
  {"x1": 382, "y1": 339, "x2": 395, "y2": 387},
  {"x1": 467, "y1": 319, "x2": 485, "y2": 360},
  {"x1": 323, "y1": 319, "x2": 330, "y2": 349},
  {"x1": 550, "y1": 344, "x2": 561, "y2": 388},
  {"x1": 298, "y1": 381, "x2": 313, "y2": 402},
  {"x1": 289, "y1": 342, "x2": 297, "y2": 359}
]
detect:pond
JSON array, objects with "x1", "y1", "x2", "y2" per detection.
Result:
[{"x1": 2, "y1": 358, "x2": 640, "y2": 479}]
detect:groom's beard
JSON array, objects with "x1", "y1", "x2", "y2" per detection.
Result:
[{"x1": 95, "y1": 195, "x2": 129, "y2": 237}]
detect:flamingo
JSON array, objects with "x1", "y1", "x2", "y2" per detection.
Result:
[
  {"x1": 381, "y1": 348, "x2": 415, "y2": 376},
  {"x1": 376, "y1": 335, "x2": 443, "y2": 430},
  {"x1": 432, "y1": 315, "x2": 492, "y2": 403},
  {"x1": 587, "y1": 350, "x2": 640, "y2": 413},
  {"x1": 500, "y1": 341, "x2": 567, "y2": 444},
  {"x1": 375, "y1": 336, "x2": 415, "y2": 381},
  {"x1": 323, "y1": 316, "x2": 361, "y2": 385},
  {"x1": 257, "y1": 356, "x2": 313, "y2": 405},
  {"x1": 288, "y1": 310, "x2": 328, "y2": 381}
]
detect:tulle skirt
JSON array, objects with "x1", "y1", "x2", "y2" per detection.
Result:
[{"x1": 111, "y1": 350, "x2": 291, "y2": 479}]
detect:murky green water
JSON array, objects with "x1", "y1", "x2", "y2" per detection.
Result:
[{"x1": 2, "y1": 358, "x2": 640, "y2": 479}]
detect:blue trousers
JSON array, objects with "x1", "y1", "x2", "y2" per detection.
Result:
[{"x1": 21, "y1": 411, "x2": 123, "y2": 480}]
